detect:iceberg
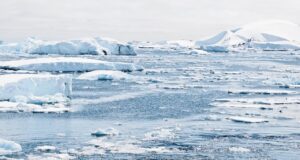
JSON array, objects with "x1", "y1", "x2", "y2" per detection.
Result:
[
  {"x1": 0, "y1": 37, "x2": 136, "y2": 55},
  {"x1": 0, "y1": 74, "x2": 71, "y2": 113},
  {"x1": 196, "y1": 20, "x2": 300, "y2": 52},
  {"x1": 0, "y1": 57, "x2": 143, "y2": 72},
  {"x1": 0, "y1": 74, "x2": 71, "y2": 101},
  {"x1": 0, "y1": 139, "x2": 22, "y2": 155}
]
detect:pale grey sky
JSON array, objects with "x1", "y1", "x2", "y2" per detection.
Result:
[{"x1": 1, "y1": 0, "x2": 300, "y2": 42}]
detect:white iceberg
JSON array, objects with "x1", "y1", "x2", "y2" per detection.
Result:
[
  {"x1": 0, "y1": 139, "x2": 22, "y2": 155},
  {"x1": 0, "y1": 37, "x2": 136, "y2": 55},
  {"x1": 0, "y1": 74, "x2": 71, "y2": 101},
  {"x1": 196, "y1": 20, "x2": 300, "y2": 52},
  {"x1": 196, "y1": 30, "x2": 246, "y2": 52},
  {"x1": 0, "y1": 74, "x2": 71, "y2": 113},
  {"x1": 77, "y1": 70, "x2": 131, "y2": 81},
  {"x1": 0, "y1": 57, "x2": 143, "y2": 72}
]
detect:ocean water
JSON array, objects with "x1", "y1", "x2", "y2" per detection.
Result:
[{"x1": 0, "y1": 50, "x2": 300, "y2": 159}]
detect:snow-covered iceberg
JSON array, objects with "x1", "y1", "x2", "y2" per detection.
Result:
[
  {"x1": 196, "y1": 20, "x2": 300, "y2": 52},
  {"x1": 0, "y1": 74, "x2": 72, "y2": 113},
  {"x1": 0, "y1": 37, "x2": 136, "y2": 55},
  {"x1": 0, "y1": 139, "x2": 22, "y2": 155},
  {"x1": 0, "y1": 57, "x2": 143, "y2": 72}
]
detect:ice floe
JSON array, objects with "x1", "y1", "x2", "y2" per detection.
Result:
[
  {"x1": 0, "y1": 37, "x2": 136, "y2": 55},
  {"x1": 227, "y1": 88, "x2": 297, "y2": 95},
  {"x1": 229, "y1": 147, "x2": 250, "y2": 153},
  {"x1": 144, "y1": 128, "x2": 176, "y2": 140},
  {"x1": 34, "y1": 146, "x2": 57, "y2": 152},
  {"x1": 77, "y1": 70, "x2": 131, "y2": 81},
  {"x1": 27, "y1": 153, "x2": 75, "y2": 160},
  {"x1": 0, "y1": 139, "x2": 22, "y2": 155},
  {"x1": 91, "y1": 128, "x2": 119, "y2": 137},
  {"x1": 196, "y1": 20, "x2": 300, "y2": 52},
  {"x1": 228, "y1": 116, "x2": 268, "y2": 123},
  {"x1": 0, "y1": 57, "x2": 143, "y2": 72},
  {"x1": 87, "y1": 138, "x2": 175, "y2": 154}
]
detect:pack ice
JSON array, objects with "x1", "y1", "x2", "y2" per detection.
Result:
[
  {"x1": 0, "y1": 57, "x2": 143, "y2": 72},
  {"x1": 0, "y1": 74, "x2": 72, "y2": 113},
  {"x1": 196, "y1": 20, "x2": 300, "y2": 52},
  {"x1": 0, "y1": 37, "x2": 136, "y2": 55}
]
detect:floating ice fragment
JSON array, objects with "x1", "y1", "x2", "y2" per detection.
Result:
[
  {"x1": 228, "y1": 116, "x2": 268, "y2": 123},
  {"x1": 0, "y1": 139, "x2": 22, "y2": 155}
]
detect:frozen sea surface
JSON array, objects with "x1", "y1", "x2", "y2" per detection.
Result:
[{"x1": 0, "y1": 49, "x2": 300, "y2": 159}]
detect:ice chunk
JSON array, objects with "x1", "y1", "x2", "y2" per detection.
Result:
[
  {"x1": 228, "y1": 116, "x2": 268, "y2": 123},
  {"x1": 91, "y1": 128, "x2": 119, "y2": 137},
  {"x1": 144, "y1": 127, "x2": 180, "y2": 141},
  {"x1": 34, "y1": 146, "x2": 56, "y2": 152},
  {"x1": 77, "y1": 70, "x2": 130, "y2": 81},
  {"x1": 0, "y1": 139, "x2": 22, "y2": 155},
  {"x1": 229, "y1": 147, "x2": 250, "y2": 153},
  {"x1": 0, "y1": 57, "x2": 143, "y2": 72},
  {"x1": 188, "y1": 49, "x2": 210, "y2": 55},
  {"x1": 0, "y1": 74, "x2": 72, "y2": 101}
]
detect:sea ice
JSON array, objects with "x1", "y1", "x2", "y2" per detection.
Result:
[
  {"x1": 228, "y1": 116, "x2": 268, "y2": 123},
  {"x1": 34, "y1": 146, "x2": 57, "y2": 152},
  {"x1": 77, "y1": 70, "x2": 131, "y2": 81}
]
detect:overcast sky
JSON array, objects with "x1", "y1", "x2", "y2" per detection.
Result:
[{"x1": 1, "y1": 0, "x2": 300, "y2": 42}]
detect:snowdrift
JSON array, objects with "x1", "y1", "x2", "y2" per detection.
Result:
[
  {"x1": 196, "y1": 20, "x2": 300, "y2": 52},
  {"x1": 0, "y1": 37, "x2": 136, "y2": 55},
  {"x1": 0, "y1": 57, "x2": 143, "y2": 72}
]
